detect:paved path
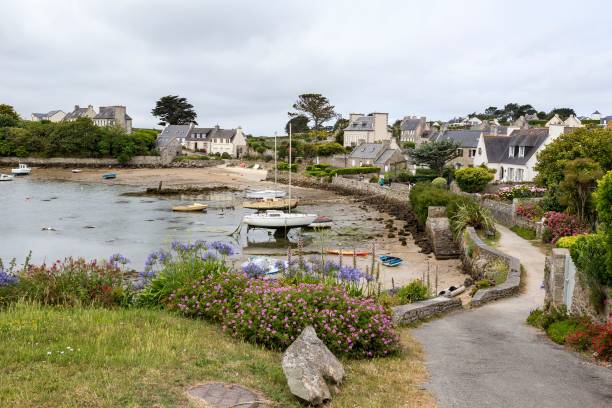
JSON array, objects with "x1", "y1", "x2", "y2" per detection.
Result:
[{"x1": 413, "y1": 224, "x2": 612, "y2": 408}]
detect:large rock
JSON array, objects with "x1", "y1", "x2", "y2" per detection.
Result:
[{"x1": 282, "y1": 326, "x2": 345, "y2": 405}]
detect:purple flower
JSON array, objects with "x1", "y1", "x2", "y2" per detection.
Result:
[
  {"x1": 109, "y1": 253, "x2": 130, "y2": 267},
  {"x1": 337, "y1": 266, "x2": 362, "y2": 282},
  {"x1": 242, "y1": 262, "x2": 266, "y2": 278},
  {"x1": 0, "y1": 268, "x2": 18, "y2": 286},
  {"x1": 201, "y1": 251, "x2": 219, "y2": 261},
  {"x1": 210, "y1": 241, "x2": 235, "y2": 256},
  {"x1": 144, "y1": 249, "x2": 171, "y2": 273}
]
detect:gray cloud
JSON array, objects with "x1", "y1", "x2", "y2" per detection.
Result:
[{"x1": 1, "y1": 0, "x2": 611, "y2": 134}]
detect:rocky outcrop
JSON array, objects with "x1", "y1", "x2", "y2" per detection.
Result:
[{"x1": 282, "y1": 326, "x2": 344, "y2": 405}]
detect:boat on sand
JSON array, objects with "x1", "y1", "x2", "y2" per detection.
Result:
[
  {"x1": 307, "y1": 216, "x2": 333, "y2": 229},
  {"x1": 11, "y1": 163, "x2": 31, "y2": 175},
  {"x1": 379, "y1": 255, "x2": 403, "y2": 267},
  {"x1": 325, "y1": 249, "x2": 370, "y2": 257},
  {"x1": 245, "y1": 189, "x2": 286, "y2": 199},
  {"x1": 243, "y1": 197, "x2": 298, "y2": 210},
  {"x1": 172, "y1": 203, "x2": 208, "y2": 212},
  {"x1": 243, "y1": 210, "x2": 316, "y2": 228},
  {"x1": 102, "y1": 173, "x2": 116, "y2": 179},
  {"x1": 0, "y1": 174, "x2": 14, "y2": 181}
]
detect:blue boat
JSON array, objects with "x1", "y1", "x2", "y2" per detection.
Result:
[
  {"x1": 102, "y1": 173, "x2": 117, "y2": 179},
  {"x1": 380, "y1": 255, "x2": 403, "y2": 267}
]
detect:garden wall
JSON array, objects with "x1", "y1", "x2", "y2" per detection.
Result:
[
  {"x1": 392, "y1": 296, "x2": 462, "y2": 325},
  {"x1": 461, "y1": 227, "x2": 521, "y2": 306},
  {"x1": 0, "y1": 156, "x2": 220, "y2": 169},
  {"x1": 425, "y1": 206, "x2": 460, "y2": 259}
]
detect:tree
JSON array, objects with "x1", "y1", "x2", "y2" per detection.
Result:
[
  {"x1": 0, "y1": 104, "x2": 20, "y2": 121},
  {"x1": 0, "y1": 114, "x2": 18, "y2": 128},
  {"x1": 332, "y1": 117, "x2": 348, "y2": 145},
  {"x1": 289, "y1": 93, "x2": 337, "y2": 130},
  {"x1": 285, "y1": 114, "x2": 309, "y2": 134},
  {"x1": 559, "y1": 158, "x2": 603, "y2": 222},
  {"x1": 151, "y1": 95, "x2": 197, "y2": 126},
  {"x1": 407, "y1": 140, "x2": 460, "y2": 176},
  {"x1": 535, "y1": 128, "x2": 612, "y2": 187},
  {"x1": 391, "y1": 119, "x2": 402, "y2": 139},
  {"x1": 547, "y1": 108, "x2": 575, "y2": 120},
  {"x1": 594, "y1": 171, "x2": 612, "y2": 279},
  {"x1": 501, "y1": 103, "x2": 536, "y2": 121}
]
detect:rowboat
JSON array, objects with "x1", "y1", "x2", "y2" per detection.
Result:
[
  {"x1": 243, "y1": 197, "x2": 298, "y2": 210},
  {"x1": 11, "y1": 163, "x2": 31, "y2": 175},
  {"x1": 308, "y1": 216, "x2": 333, "y2": 229},
  {"x1": 325, "y1": 249, "x2": 370, "y2": 257},
  {"x1": 72, "y1": 169, "x2": 82, "y2": 173},
  {"x1": 0, "y1": 174, "x2": 14, "y2": 181},
  {"x1": 245, "y1": 189, "x2": 287, "y2": 199},
  {"x1": 380, "y1": 255, "x2": 403, "y2": 267},
  {"x1": 102, "y1": 173, "x2": 116, "y2": 179},
  {"x1": 172, "y1": 203, "x2": 208, "y2": 212},
  {"x1": 242, "y1": 210, "x2": 317, "y2": 228}
]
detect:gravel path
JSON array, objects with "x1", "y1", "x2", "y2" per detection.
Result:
[{"x1": 413, "y1": 224, "x2": 612, "y2": 408}]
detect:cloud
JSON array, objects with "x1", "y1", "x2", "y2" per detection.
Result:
[{"x1": 1, "y1": 0, "x2": 611, "y2": 134}]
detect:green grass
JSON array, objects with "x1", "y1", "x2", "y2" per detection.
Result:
[
  {"x1": 546, "y1": 320, "x2": 580, "y2": 344},
  {"x1": 0, "y1": 303, "x2": 435, "y2": 408},
  {"x1": 510, "y1": 225, "x2": 537, "y2": 240},
  {"x1": 478, "y1": 229, "x2": 500, "y2": 248}
]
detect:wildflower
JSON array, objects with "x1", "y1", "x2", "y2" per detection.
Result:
[
  {"x1": 242, "y1": 262, "x2": 266, "y2": 278},
  {"x1": 109, "y1": 253, "x2": 130, "y2": 267},
  {"x1": 210, "y1": 241, "x2": 235, "y2": 256},
  {"x1": 0, "y1": 268, "x2": 18, "y2": 286},
  {"x1": 337, "y1": 266, "x2": 362, "y2": 282}
]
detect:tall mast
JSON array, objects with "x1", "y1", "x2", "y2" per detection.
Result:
[
  {"x1": 274, "y1": 131, "x2": 277, "y2": 191},
  {"x1": 288, "y1": 124, "x2": 292, "y2": 214}
]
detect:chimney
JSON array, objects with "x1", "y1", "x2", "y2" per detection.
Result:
[
  {"x1": 113, "y1": 106, "x2": 126, "y2": 129},
  {"x1": 349, "y1": 113, "x2": 362, "y2": 122},
  {"x1": 74, "y1": 105, "x2": 79, "y2": 111}
]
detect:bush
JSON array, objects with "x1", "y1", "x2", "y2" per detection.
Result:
[
  {"x1": 510, "y1": 225, "x2": 536, "y2": 240},
  {"x1": 547, "y1": 320, "x2": 580, "y2": 344},
  {"x1": 515, "y1": 201, "x2": 543, "y2": 220},
  {"x1": 555, "y1": 235, "x2": 584, "y2": 249},
  {"x1": 169, "y1": 273, "x2": 400, "y2": 358},
  {"x1": 526, "y1": 305, "x2": 568, "y2": 330},
  {"x1": 277, "y1": 162, "x2": 297, "y2": 172},
  {"x1": 431, "y1": 177, "x2": 447, "y2": 189},
  {"x1": 369, "y1": 175, "x2": 379, "y2": 183},
  {"x1": 449, "y1": 199, "x2": 495, "y2": 236},
  {"x1": 570, "y1": 233, "x2": 610, "y2": 312},
  {"x1": 396, "y1": 172, "x2": 411, "y2": 182},
  {"x1": 592, "y1": 323, "x2": 612, "y2": 361},
  {"x1": 454, "y1": 167, "x2": 493, "y2": 193},
  {"x1": 544, "y1": 211, "x2": 590, "y2": 244},
  {"x1": 409, "y1": 182, "x2": 456, "y2": 225},
  {"x1": 497, "y1": 185, "x2": 546, "y2": 201},
  {"x1": 333, "y1": 166, "x2": 380, "y2": 175},
  {"x1": 221, "y1": 152, "x2": 231, "y2": 159},
  {"x1": 396, "y1": 280, "x2": 430, "y2": 303}
]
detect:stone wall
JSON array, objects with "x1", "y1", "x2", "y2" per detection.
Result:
[
  {"x1": 461, "y1": 227, "x2": 521, "y2": 307},
  {"x1": 425, "y1": 206, "x2": 460, "y2": 259},
  {"x1": 392, "y1": 296, "x2": 462, "y2": 325},
  {"x1": 0, "y1": 156, "x2": 220, "y2": 168}
]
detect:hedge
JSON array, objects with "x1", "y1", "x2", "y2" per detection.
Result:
[{"x1": 332, "y1": 166, "x2": 380, "y2": 175}]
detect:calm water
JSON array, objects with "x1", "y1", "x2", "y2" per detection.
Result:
[{"x1": 0, "y1": 178, "x2": 379, "y2": 270}]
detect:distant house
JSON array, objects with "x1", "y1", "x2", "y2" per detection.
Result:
[
  {"x1": 545, "y1": 114, "x2": 564, "y2": 127},
  {"x1": 601, "y1": 115, "x2": 612, "y2": 128},
  {"x1": 399, "y1": 116, "x2": 428, "y2": 145},
  {"x1": 512, "y1": 115, "x2": 529, "y2": 129},
  {"x1": 475, "y1": 125, "x2": 569, "y2": 182},
  {"x1": 591, "y1": 110, "x2": 601, "y2": 120},
  {"x1": 205, "y1": 126, "x2": 247, "y2": 157},
  {"x1": 430, "y1": 129, "x2": 483, "y2": 168},
  {"x1": 93, "y1": 106, "x2": 133, "y2": 134},
  {"x1": 343, "y1": 112, "x2": 392, "y2": 147},
  {"x1": 159, "y1": 123, "x2": 246, "y2": 158},
  {"x1": 563, "y1": 115, "x2": 582, "y2": 128},
  {"x1": 347, "y1": 140, "x2": 405, "y2": 173},
  {"x1": 31, "y1": 110, "x2": 65, "y2": 122},
  {"x1": 63, "y1": 105, "x2": 96, "y2": 121},
  {"x1": 156, "y1": 125, "x2": 188, "y2": 164},
  {"x1": 463, "y1": 116, "x2": 482, "y2": 126}
]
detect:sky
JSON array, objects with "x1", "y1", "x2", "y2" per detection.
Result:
[{"x1": 1, "y1": 0, "x2": 611, "y2": 135}]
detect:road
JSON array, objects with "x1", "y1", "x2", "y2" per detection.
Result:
[{"x1": 413, "y1": 224, "x2": 612, "y2": 408}]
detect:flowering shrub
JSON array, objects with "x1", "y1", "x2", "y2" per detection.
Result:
[
  {"x1": 497, "y1": 185, "x2": 546, "y2": 201},
  {"x1": 543, "y1": 211, "x2": 590, "y2": 244},
  {"x1": 515, "y1": 201, "x2": 544, "y2": 220},
  {"x1": 592, "y1": 323, "x2": 612, "y2": 361},
  {"x1": 169, "y1": 271, "x2": 400, "y2": 358}
]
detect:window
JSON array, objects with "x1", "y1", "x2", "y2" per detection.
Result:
[
  {"x1": 518, "y1": 146, "x2": 525, "y2": 158},
  {"x1": 508, "y1": 168, "x2": 514, "y2": 181},
  {"x1": 478, "y1": 147, "x2": 482, "y2": 155},
  {"x1": 516, "y1": 168, "x2": 524, "y2": 181},
  {"x1": 457, "y1": 148, "x2": 463, "y2": 156},
  {"x1": 468, "y1": 149, "x2": 477, "y2": 157},
  {"x1": 509, "y1": 146, "x2": 514, "y2": 158}
]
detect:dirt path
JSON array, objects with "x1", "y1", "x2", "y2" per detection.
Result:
[{"x1": 413, "y1": 224, "x2": 612, "y2": 408}]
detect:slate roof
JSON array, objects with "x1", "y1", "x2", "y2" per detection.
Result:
[
  {"x1": 349, "y1": 143, "x2": 387, "y2": 159},
  {"x1": 484, "y1": 128, "x2": 549, "y2": 165},
  {"x1": 345, "y1": 116, "x2": 374, "y2": 131},
  {"x1": 94, "y1": 106, "x2": 132, "y2": 120},
  {"x1": 400, "y1": 117, "x2": 424, "y2": 131},
  {"x1": 64, "y1": 107, "x2": 91, "y2": 120},
  {"x1": 433, "y1": 130, "x2": 482, "y2": 148},
  {"x1": 374, "y1": 149, "x2": 397, "y2": 165},
  {"x1": 157, "y1": 124, "x2": 192, "y2": 146}
]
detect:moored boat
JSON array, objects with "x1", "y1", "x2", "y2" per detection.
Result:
[
  {"x1": 172, "y1": 203, "x2": 208, "y2": 212},
  {"x1": 245, "y1": 189, "x2": 287, "y2": 199},
  {"x1": 307, "y1": 216, "x2": 333, "y2": 229},
  {"x1": 325, "y1": 249, "x2": 370, "y2": 257},
  {"x1": 243, "y1": 197, "x2": 298, "y2": 210},
  {"x1": 102, "y1": 173, "x2": 117, "y2": 179},
  {"x1": 11, "y1": 163, "x2": 31, "y2": 175},
  {"x1": 380, "y1": 255, "x2": 403, "y2": 267},
  {"x1": 72, "y1": 169, "x2": 82, "y2": 173},
  {"x1": 0, "y1": 174, "x2": 14, "y2": 181},
  {"x1": 242, "y1": 210, "x2": 317, "y2": 228}
]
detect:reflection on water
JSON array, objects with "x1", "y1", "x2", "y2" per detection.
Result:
[{"x1": 0, "y1": 179, "x2": 381, "y2": 270}]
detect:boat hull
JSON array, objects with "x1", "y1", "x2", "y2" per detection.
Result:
[
  {"x1": 245, "y1": 190, "x2": 287, "y2": 199},
  {"x1": 243, "y1": 213, "x2": 317, "y2": 228},
  {"x1": 172, "y1": 203, "x2": 208, "y2": 212},
  {"x1": 243, "y1": 198, "x2": 298, "y2": 210},
  {"x1": 11, "y1": 170, "x2": 31, "y2": 175},
  {"x1": 325, "y1": 249, "x2": 369, "y2": 257}
]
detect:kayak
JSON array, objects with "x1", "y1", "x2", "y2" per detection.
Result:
[
  {"x1": 380, "y1": 255, "x2": 403, "y2": 267},
  {"x1": 325, "y1": 249, "x2": 369, "y2": 257}
]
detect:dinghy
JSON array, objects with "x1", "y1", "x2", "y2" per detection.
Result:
[
  {"x1": 72, "y1": 169, "x2": 82, "y2": 173},
  {"x1": 380, "y1": 255, "x2": 403, "y2": 267},
  {"x1": 102, "y1": 173, "x2": 117, "y2": 179},
  {"x1": 11, "y1": 163, "x2": 31, "y2": 175},
  {"x1": 307, "y1": 216, "x2": 333, "y2": 229},
  {"x1": 325, "y1": 249, "x2": 370, "y2": 257},
  {"x1": 243, "y1": 197, "x2": 298, "y2": 210},
  {"x1": 0, "y1": 174, "x2": 14, "y2": 181},
  {"x1": 172, "y1": 203, "x2": 208, "y2": 212}
]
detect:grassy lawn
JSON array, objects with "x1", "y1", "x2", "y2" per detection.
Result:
[
  {"x1": 0, "y1": 303, "x2": 436, "y2": 408},
  {"x1": 510, "y1": 225, "x2": 537, "y2": 241}
]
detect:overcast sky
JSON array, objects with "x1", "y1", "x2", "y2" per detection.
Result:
[{"x1": 2, "y1": 0, "x2": 611, "y2": 134}]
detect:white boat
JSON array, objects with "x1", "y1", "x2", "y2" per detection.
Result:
[
  {"x1": 11, "y1": 163, "x2": 31, "y2": 175},
  {"x1": 0, "y1": 174, "x2": 14, "y2": 181},
  {"x1": 71, "y1": 169, "x2": 82, "y2": 173},
  {"x1": 243, "y1": 210, "x2": 317, "y2": 228},
  {"x1": 245, "y1": 189, "x2": 287, "y2": 199}
]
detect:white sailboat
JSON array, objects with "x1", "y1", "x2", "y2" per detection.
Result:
[
  {"x1": 0, "y1": 174, "x2": 14, "y2": 181},
  {"x1": 242, "y1": 125, "x2": 316, "y2": 229}
]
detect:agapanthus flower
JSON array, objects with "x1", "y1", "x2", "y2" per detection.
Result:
[
  {"x1": 337, "y1": 266, "x2": 362, "y2": 282},
  {"x1": 242, "y1": 262, "x2": 266, "y2": 278},
  {"x1": 109, "y1": 253, "x2": 130, "y2": 266},
  {"x1": 210, "y1": 241, "x2": 235, "y2": 256},
  {"x1": 0, "y1": 268, "x2": 18, "y2": 286}
]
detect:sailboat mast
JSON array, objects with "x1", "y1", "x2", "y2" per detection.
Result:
[
  {"x1": 274, "y1": 131, "x2": 277, "y2": 191},
  {"x1": 288, "y1": 124, "x2": 292, "y2": 214}
]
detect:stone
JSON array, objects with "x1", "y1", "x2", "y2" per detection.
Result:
[
  {"x1": 282, "y1": 326, "x2": 345, "y2": 406},
  {"x1": 186, "y1": 382, "x2": 267, "y2": 408}
]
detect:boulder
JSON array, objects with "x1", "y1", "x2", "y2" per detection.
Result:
[{"x1": 282, "y1": 326, "x2": 345, "y2": 405}]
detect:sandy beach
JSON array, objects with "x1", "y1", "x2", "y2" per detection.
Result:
[{"x1": 2, "y1": 164, "x2": 465, "y2": 291}]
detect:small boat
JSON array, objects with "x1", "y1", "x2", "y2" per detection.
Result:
[
  {"x1": 102, "y1": 173, "x2": 117, "y2": 179},
  {"x1": 72, "y1": 169, "x2": 82, "y2": 173},
  {"x1": 243, "y1": 197, "x2": 298, "y2": 210},
  {"x1": 0, "y1": 174, "x2": 14, "y2": 181},
  {"x1": 308, "y1": 216, "x2": 333, "y2": 229},
  {"x1": 242, "y1": 210, "x2": 317, "y2": 229},
  {"x1": 325, "y1": 249, "x2": 370, "y2": 257},
  {"x1": 11, "y1": 163, "x2": 31, "y2": 175},
  {"x1": 380, "y1": 255, "x2": 403, "y2": 267},
  {"x1": 245, "y1": 189, "x2": 287, "y2": 199},
  {"x1": 172, "y1": 203, "x2": 208, "y2": 212}
]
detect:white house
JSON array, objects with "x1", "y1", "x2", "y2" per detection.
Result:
[
  {"x1": 31, "y1": 110, "x2": 65, "y2": 122},
  {"x1": 160, "y1": 123, "x2": 247, "y2": 158},
  {"x1": 429, "y1": 129, "x2": 483, "y2": 168},
  {"x1": 343, "y1": 112, "x2": 392, "y2": 147},
  {"x1": 545, "y1": 114, "x2": 564, "y2": 127},
  {"x1": 477, "y1": 125, "x2": 569, "y2": 182},
  {"x1": 591, "y1": 110, "x2": 601, "y2": 120},
  {"x1": 562, "y1": 115, "x2": 582, "y2": 128}
]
